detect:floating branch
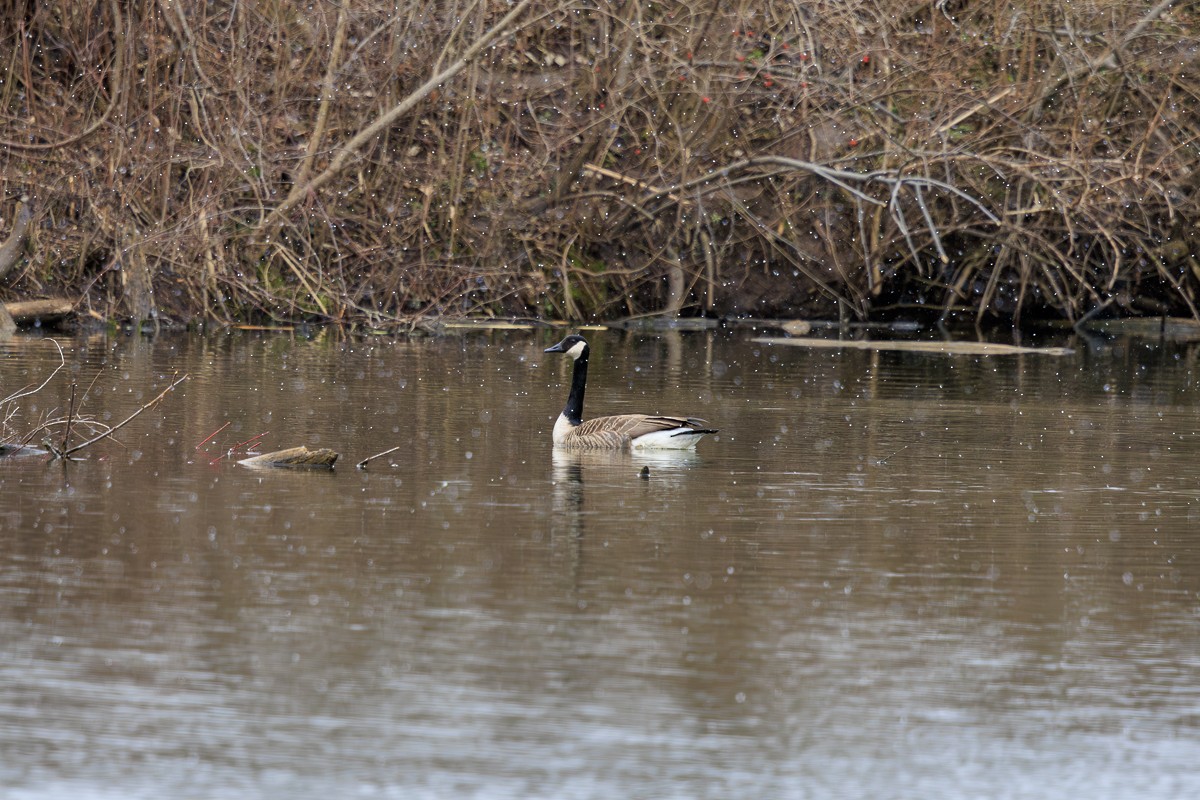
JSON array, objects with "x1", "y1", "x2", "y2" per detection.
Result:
[
  {"x1": 356, "y1": 445, "x2": 400, "y2": 470},
  {"x1": 753, "y1": 337, "x2": 1072, "y2": 356}
]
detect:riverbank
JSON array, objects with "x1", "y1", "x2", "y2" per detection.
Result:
[{"x1": 3, "y1": 1, "x2": 1198, "y2": 327}]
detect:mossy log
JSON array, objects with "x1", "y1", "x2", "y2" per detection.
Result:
[{"x1": 238, "y1": 446, "x2": 339, "y2": 469}]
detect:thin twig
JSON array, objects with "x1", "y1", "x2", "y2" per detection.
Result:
[
  {"x1": 873, "y1": 445, "x2": 909, "y2": 466},
  {"x1": 292, "y1": 3, "x2": 347, "y2": 191},
  {"x1": 230, "y1": 432, "x2": 269, "y2": 451},
  {"x1": 0, "y1": 0, "x2": 125, "y2": 151},
  {"x1": 2, "y1": 338, "x2": 65, "y2": 406},
  {"x1": 61, "y1": 381, "x2": 77, "y2": 453},
  {"x1": 582, "y1": 163, "x2": 690, "y2": 205},
  {"x1": 356, "y1": 445, "x2": 400, "y2": 470},
  {"x1": 195, "y1": 421, "x2": 230, "y2": 450},
  {"x1": 61, "y1": 373, "x2": 189, "y2": 457},
  {"x1": 207, "y1": 431, "x2": 269, "y2": 465}
]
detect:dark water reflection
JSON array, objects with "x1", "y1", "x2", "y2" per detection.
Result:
[{"x1": 2, "y1": 330, "x2": 1199, "y2": 799}]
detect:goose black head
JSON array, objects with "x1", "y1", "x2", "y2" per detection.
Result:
[{"x1": 544, "y1": 334, "x2": 589, "y2": 360}]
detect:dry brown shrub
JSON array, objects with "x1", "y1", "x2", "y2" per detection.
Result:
[{"x1": 1, "y1": 0, "x2": 1198, "y2": 324}]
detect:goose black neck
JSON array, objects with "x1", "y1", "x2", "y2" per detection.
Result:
[{"x1": 563, "y1": 350, "x2": 588, "y2": 425}]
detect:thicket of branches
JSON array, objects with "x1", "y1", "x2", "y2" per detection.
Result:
[{"x1": 1, "y1": 0, "x2": 1198, "y2": 326}]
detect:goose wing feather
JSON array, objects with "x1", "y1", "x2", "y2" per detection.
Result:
[{"x1": 565, "y1": 414, "x2": 711, "y2": 448}]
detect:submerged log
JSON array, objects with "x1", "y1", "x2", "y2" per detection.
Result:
[{"x1": 238, "y1": 446, "x2": 339, "y2": 469}]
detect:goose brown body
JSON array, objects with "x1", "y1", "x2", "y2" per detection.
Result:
[{"x1": 544, "y1": 335, "x2": 716, "y2": 450}]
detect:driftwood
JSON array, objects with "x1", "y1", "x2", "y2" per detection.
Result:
[
  {"x1": 238, "y1": 446, "x2": 339, "y2": 469},
  {"x1": 4, "y1": 298, "x2": 75, "y2": 325},
  {"x1": 753, "y1": 336, "x2": 1073, "y2": 356},
  {"x1": 1081, "y1": 317, "x2": 1200, "y2": 341}
]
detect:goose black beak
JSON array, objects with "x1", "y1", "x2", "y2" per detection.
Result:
[{"x1": 544, "y1": 340, "x2": 566, "y2": 353}]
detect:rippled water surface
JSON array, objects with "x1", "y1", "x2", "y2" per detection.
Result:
[{"x1": 2, "y1": 329, "x2": 1199, "y2": 799}]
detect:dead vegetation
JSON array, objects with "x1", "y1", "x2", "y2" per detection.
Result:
[
  {"x1": 2, "y1": 0, "x2": 1199, "y2": 325},
  {"x1": 0, "y1": 337, "x2": 188, "y2": 459}
]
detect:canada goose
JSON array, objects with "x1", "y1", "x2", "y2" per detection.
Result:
[{"x1": 543, "y1": 334, "x2": 717, "y2": 450}]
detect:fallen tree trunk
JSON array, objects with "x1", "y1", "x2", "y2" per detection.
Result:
[{"x1": 4, "y1": 298, "x2": 75, "y2": 325}]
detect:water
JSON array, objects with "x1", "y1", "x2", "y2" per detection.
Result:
[{"x1": 2, "y1": 329, "x2": 1199, "y2": 799}]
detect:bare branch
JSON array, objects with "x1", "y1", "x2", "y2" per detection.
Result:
[
  {"x1": 261, "y1": 0, "x2": 536, "y2": 229},
  {"x1": 61, "y1": 374, "x2": 189, "y2": 458},
  {"x1": 2, "y1": 339, "x2": 65, "y2": 406},
  {"x1": 356, "y1": 446, "x2": 401, "y2": 470}
]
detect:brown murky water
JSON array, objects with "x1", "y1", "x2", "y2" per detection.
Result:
[{"x1": 2, "y1": 329, "x2": 1199, "y2": 799}]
